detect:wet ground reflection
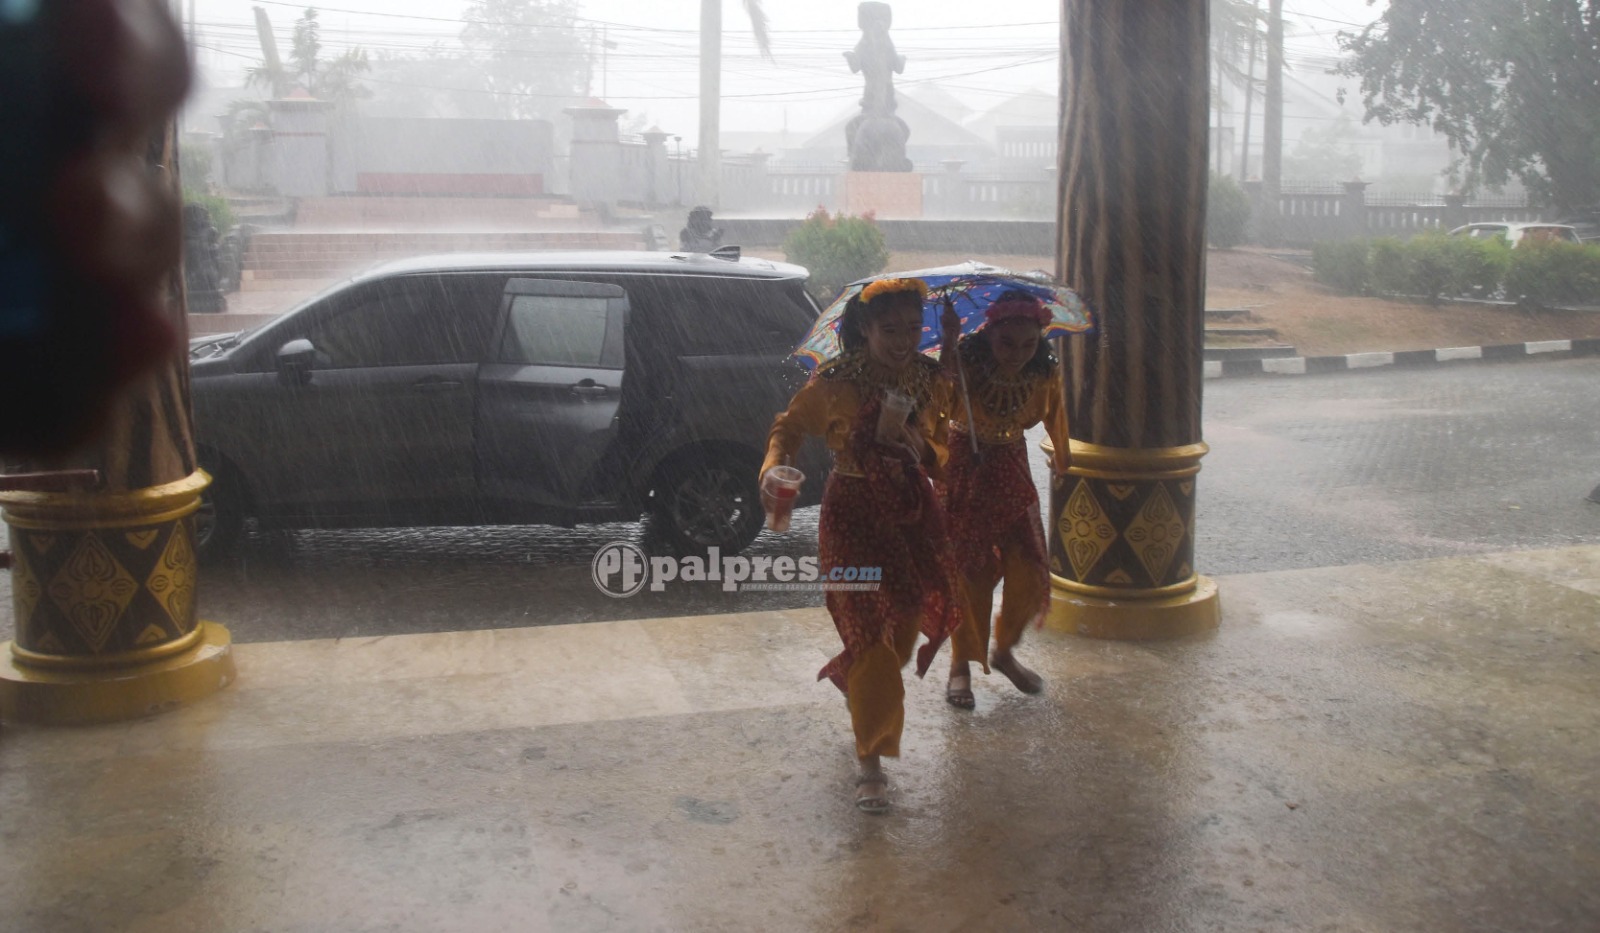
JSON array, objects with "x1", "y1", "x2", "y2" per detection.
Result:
[{"x1": 200, "y1": 507, "x2": 828, "y2": 643}]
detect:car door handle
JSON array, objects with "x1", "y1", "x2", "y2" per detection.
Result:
[
  {"x1": 412, "y1": 378, "x2": 463, "y2": 393},
  {"x1": 570, "y1": 380, "x2": 610, "y2": 398}
]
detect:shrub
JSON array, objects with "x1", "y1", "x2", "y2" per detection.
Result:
[
  {"x1": 1206, "y1": 173, "x2": 1251, "y2": 249},
  {"x1": 1312, "y1": 239, "x2": 1371, "y2": 294},
  {"x1": 1447, "y1": 235, "x2": 1511, "y2": 297},
  {"x1": 1505, "y1": 241, "x2": 1600, "y2": 307},
  {"x1": 1369, "y1": 237, "x2": 1408, "y2": 294},
  {"x1": 782, "y1": 208, "x2": 890, "y2": 303},
  {"x1": 183, "y1": 187, "x2": 235, "y2": 233},
  {"x1": 1403, "y1": 233, "x2": 1457, "y2": 303}
]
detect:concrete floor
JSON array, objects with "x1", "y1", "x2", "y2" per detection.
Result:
[{"x1": 3, "y1": 545, "x2": 1599, "y2": 930}]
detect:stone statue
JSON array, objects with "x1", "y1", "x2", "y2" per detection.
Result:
[
  {"x1": 182, "y1": 203, "x2": 228, "y2": 313},
  {"x1": 843, "y1": 2, "x2": 913, "y2": 173}
]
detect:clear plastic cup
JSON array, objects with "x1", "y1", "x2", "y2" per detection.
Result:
[
  {"x1": 761, "y1": 465, "x2": 805, "y2": 532},
  {"x1": 877, "y1": 389, "x2": 915, "y2": 445}
]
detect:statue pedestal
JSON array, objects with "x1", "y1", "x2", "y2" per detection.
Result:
[{"x1": 842, "y1": 172, "x2": 923, "y2": 219}]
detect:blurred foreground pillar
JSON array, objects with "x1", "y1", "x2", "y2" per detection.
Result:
[
  {"x1": 1045, "y1": 0, "x2": 1220, "y2": 639},
  {"x1": 0, "y1": 126, "x2": 234, "y2": 725}
]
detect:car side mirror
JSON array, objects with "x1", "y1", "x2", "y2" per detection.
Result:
[{"x1": 276, "y1": 338, "x2": 317, "y2": 386}]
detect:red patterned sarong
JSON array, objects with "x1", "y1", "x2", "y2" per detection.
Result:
[
  {"x1": 944, "y1": 427, "x2": 1050, "y2": 629},
  {"x1": 816, "y1": 398, "x2": 967, "y2": 691}
]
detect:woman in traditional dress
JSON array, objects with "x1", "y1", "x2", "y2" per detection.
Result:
[
  {"x1": 941, "y1": 291, "x2": 1070, "y2": 709},
  {"x1": 762, "y1": 278, "x2": 967, "y2": 814}
]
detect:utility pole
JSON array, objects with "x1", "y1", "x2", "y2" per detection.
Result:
[
  {"x1": 1239, "y1": 0, "x2": 1261, "y2": 179},
  {"x1": 697, "y1": 0, "x2": 721, "y2": 208},
  {"x1": 1261, "y1": 0, "x2": 1283, "y2": 244}
]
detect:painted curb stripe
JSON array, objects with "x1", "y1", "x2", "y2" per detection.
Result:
[{"x1": 1203, "y1": 338, "x2": 1593, "y2": 379}]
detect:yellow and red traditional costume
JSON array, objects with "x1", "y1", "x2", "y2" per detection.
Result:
[
  {"x1": 762, "y1": 284, "x2": 968, "y2": 759},
  {"x1": 945, "y1": 300, "x2": 1071, "y2": 670}
]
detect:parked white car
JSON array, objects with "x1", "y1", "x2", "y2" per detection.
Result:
[{"x1": 1447, "y1": 222, "x2": 1582, "y2": 247}]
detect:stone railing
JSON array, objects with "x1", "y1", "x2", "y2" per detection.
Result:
[
  {"x1": 1251, "y1": 182, "x2": 1548, "y2": 244},
  {"x1": 765, "y1": 166, "x2": 842, "y2": 212}
]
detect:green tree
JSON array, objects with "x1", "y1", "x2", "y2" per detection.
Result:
[
  {"x1": 1339, "y1": 0, "x2": 1600, "y2": 209},
  {"x1": 367, "y1": 47, "x2": 498, "y2": 119},
  {"x1": 461, "y1": 0, "x2": 591, "y2": 121},
  {"x1": 248, "y1": 8, "x2": 371, "y2": 104},
  {"x1": 783, "y1": 209, "x2": 889, "y2": 303},
  {"x1": 1282, "y1": 115, "x2": 1364, "y2": 183}
]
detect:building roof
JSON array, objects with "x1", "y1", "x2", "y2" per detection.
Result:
[
  {"x1": 797, "y1": 93, "x2": 994, "y2": 153},
  {"x1": 963, "y1": 88, "x2": 1058, "y2": 140}
]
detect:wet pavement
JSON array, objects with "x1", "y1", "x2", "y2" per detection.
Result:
[
  {"x1": 3, "y1": 543, "x2": 1598, "y2": 931},
  {"x1": 1, "y1": 358, "x2": 1596, "y2": 645},
  {"x1": 54, "y1": 357, "x2": 1600, "y2": 647}
]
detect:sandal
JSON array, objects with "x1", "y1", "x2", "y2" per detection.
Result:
[
  {"x1": 855, "y1": 773, "x2": 890, "y2": 814},
  {"x1": 945, "y1": 673, "x2": 976, "y2": 710},
  {"x1": 991, "y1": 652, "x2": 1044, "y2": 695}
]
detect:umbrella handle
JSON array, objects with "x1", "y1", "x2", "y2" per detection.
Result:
[{"x1": 954, "y1": 348, "x2": 981, "y2": 462}]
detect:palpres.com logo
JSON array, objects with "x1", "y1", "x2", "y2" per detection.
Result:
[{"x1": 591, "y1": 542, "x2": 882, "y2": 598}]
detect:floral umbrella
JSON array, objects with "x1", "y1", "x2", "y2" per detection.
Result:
[{"x1": 791, "y1": 262, "x2": 1095, "y2": 370}]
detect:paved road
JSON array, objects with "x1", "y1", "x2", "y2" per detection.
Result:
[{"x1": 2, "y1": 359, "x2": 1596, "y2": 644}]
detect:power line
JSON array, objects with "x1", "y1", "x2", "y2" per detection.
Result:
[
  {"x1": 244, "y1": 0, "x2": 1056, "y2": 36},
  {"x1": 192, "y1": 41, "x2": 1053, "y2": 103}
]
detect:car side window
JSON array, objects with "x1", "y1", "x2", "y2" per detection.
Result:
[
  {"x1": 641, "y1": 278, "x2": 814, "y2": 356},
  {"x1": 498, "y1": 294, "x2": 613, "y2": 367},
  {"x1": 303, "y1": 276, "x2": 493, "y2": 368}
]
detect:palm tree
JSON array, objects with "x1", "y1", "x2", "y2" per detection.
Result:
[{"x1": 697, "y1": 0, "x2": 772, "y2": 207}]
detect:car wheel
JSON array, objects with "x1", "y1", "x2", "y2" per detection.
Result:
[
  {"x1": 652, "y1": 454, "x2": 762, "y2": 556},
  {"x1": 196, "y1": 464, "x2": 245, "y2": 561}
]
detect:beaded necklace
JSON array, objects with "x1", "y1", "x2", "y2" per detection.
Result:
[
  {"x1": 819, "y1": 350, "x2": 939, "y2": 410},
  {"x1": 972, "y1": 360, "x2": 1040, "y2": 424}
]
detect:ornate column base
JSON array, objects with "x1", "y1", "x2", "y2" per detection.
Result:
[
  {"x1": 1045, "y1": 440, "x2": 1221, "y2": 640},
  {"x1": 0, "y1": 471, "x2": 235, "y2": 725},
  {"x1": 0, "y1": 623, "x2": 234, "y2": 726},
  {"x1": 1046, "y1": 575, "x2": 1220, "y2": 640}
]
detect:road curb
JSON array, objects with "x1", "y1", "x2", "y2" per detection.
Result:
[{"x1": 1204, "y1": 338, "x2": 1600, "y2": 379}]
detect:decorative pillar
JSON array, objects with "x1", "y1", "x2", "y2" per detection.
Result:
[
  {"x1": 642, "y1": 127, "x2": 669, "y2": 208},
  {"x1": 1047, "y1": 0, "x2": 1220, "y2": 640},
  {"x1": 564, "y1": 100, "x2": 626, "y2": 214},
  {"x1": 935, "y1": 159, "x2": 965, "y2": 217},
  {"x1": 1442, "y1": 192, "x2": 1468, "y2": 232},
  {"x1": 0, "y1": 120, "x2": 235, "y2": 725},
  {"x1": 1341, "y1": 180, "x2": 1370, "y2": 239}
]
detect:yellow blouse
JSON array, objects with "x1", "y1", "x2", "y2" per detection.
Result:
[
  {"x1": 949, "y1": 363, "x2": 1071, "y2": 473},
  {"x1": 762, "y1": 354, "x2": 954, "y2": 480}
]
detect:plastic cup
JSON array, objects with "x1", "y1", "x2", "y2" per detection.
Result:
[
  {"x1": 761, "y1": 465, "x2": 804, "y2": 532},
  {"x1": 877, "y1": 389, "x2": 915, "y2": 445}
]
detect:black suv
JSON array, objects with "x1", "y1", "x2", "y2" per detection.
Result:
[{"x1": 188, "y1": 251, "x2": 826, "y2": 557}]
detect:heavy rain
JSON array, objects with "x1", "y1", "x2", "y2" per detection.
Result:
[{"x1": 2, "y1": 0, "x2": 1599, "y2": 928}]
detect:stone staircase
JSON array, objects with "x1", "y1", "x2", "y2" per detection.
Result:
[{"x1": 1204, "y1": 307, "x2": 1297, "y2": 361}]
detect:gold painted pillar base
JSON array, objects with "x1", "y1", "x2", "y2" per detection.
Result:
[
  {"x1": 0, "y1": 623, "x2": 235, "y2": 726},
  {"x1": 1046, "y1": 575, "x2": 1220, "y2": 641}
]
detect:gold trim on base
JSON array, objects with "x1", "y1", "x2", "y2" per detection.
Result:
[
  {"x1": 0, "y1": 623, "x2": 235, "y2": 726},
  {"x1": 0, "y1": 471, "x2": 210, "y2": 529},
  {"x1": 1051, "y1": 573, "x2": 1200, "y2": 601},
  {"x1": 10, "y1": 624, "x2": 207, "y2": 671},
  {"x1": 1045, "y1": 576, "x2": 1220, "y2": 641}
]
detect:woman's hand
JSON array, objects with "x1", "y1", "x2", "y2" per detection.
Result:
[
  {"x1": 896, "y1": 422, "x2": 927, "y2": 464},
  {"x1": 939, "y1": 299, "x2": 961, "y2": 371}
]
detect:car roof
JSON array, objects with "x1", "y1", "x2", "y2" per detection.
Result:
[
  {"x1": 353, "y1": 250, "x2": 809, "y2": 283},
  {"x1": 1461, "y1": 222, "x2": 1576, "y2": 231}
]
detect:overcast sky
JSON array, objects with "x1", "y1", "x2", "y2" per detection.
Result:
[{"x1": 189, "y1": 0, "x2": 1388, "y2": 135}]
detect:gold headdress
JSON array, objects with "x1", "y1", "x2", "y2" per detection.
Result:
[{"x1": 860, "y1": 277, "x2": 929, "y2": 304}]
